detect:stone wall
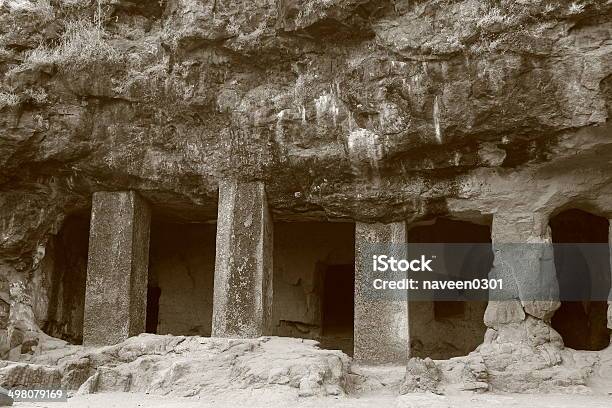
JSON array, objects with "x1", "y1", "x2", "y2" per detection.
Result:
[
  {"x1": 409, "y1": 301, "x2": 488, "y2": 359},
  {"x1": 0, "y1": 272, "x2": 9, "y2": 354}
]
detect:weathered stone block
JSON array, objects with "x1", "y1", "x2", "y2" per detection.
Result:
[
  {"x1": 212, "y1": 180, "x2": 273, "y2": 338},
  {"x1": 0, "y1": 386, "x2": 12, "y2": 406},
  {"x1": 486, "y1": 213, "x2": 559, "y2": 325},
  {"x1": 0, "y1": 275, "x2": 8, "y2": 330},
  {"x1": 522, "y1": 300, "x2": 560, "y2": 322},
  {"x1": 83, "y1": 191, "x2": 151, "y2": 346},
  {"x1": 484, "y1": 300, "x2": 525, "y2": 327},
  {"x1": 400, "y1": 357, "x2": 440, "y2": 394},
  {"x1": 354, "y1": 222, "x2": 409, "y2": 364}
]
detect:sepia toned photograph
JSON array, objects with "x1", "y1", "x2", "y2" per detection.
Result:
[{"x1": 0, "y1": 0, "x2": 611, "y2": 407}]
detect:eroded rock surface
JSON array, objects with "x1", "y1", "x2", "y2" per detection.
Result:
[
  {"x1": 0, "y1": 335, "x2": 349, "y2": 398},
  {"x1": 0, "y1": 332, "x2": 609, "y2": 399},
  {"x1": 396, "y1": 316, "x2": 612, "y2": 395}
]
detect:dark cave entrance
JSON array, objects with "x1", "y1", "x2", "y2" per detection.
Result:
[
  {"x1": 147, "y1": 219, "x2": 216, "y2": 336},
  {"x1": 321, "y1": 263, "x2": 355, "y2": 352},
  {"x1": 408, "y1": 218, "x2": 493, "y2": 359},
  {"x1": 43, "y1": 207, "x2": 218, "y2": 341},
  {"x1": 145, "y1": 286, "x2": 162, "y2": 334},
  {"x1": 549, "y1": 209, "x2": 611, "y2": 351},
  {"x1": 44, "y1": 211, "x2": 90, "y2": 344},
  {"x1": 273, "y1": 222, "x2": 355, "y2": 355}
]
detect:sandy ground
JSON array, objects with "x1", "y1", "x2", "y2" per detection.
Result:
[{"x1": 15, "y1": 391, "x2": 612, "y2": 408}]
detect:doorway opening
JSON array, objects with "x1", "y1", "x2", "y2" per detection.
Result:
[
  {"x1": 43, "y1": 211, "x2": 90, "y2": 344},
  {"x1": 145, "y1": 286, "x2": 162, "y2": 334},
  {"x1": 549, "y1": 209, "x2": 611, "y2": 351},
  {"x1": 147, "y1": 219, "x2": 216, "y2": 336},
  {"x1": 408, "y1": 217, "x2": 493, "y2": 359},
  {"x1": 321, "y1": 263, "x2": 355, "y2": 353},
  {"x1": 273, "y1": 222, "x2": 355, "y2": 355}
]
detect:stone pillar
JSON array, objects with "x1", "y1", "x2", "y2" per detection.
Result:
[
  {"x1": 83, "y1": 191, "x2": 151, "y2": 346},
  {"x1": 608, "y1": 221, "x2": 612, "y2": 334},
  {"x1": 484, "y1": 212, "x2": 559, "y2": 327},
  {"x1": 212, "y1": 180, "x2": 273, "y2": 338},
  {"x1": 354, "y1": 222, "x2": 409, "y2": 364}
]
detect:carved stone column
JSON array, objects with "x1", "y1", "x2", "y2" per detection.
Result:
[
  {"x1": 212, "y1": 180, "x2": 273, "y2": 338},
  {"x1": 83, "y1": 191, "x2": 151, "y2": 346},
  {"x1": 484, "y1": 212, "x2": 559, "y2": 328},
  {"x1": 608, "y1": 221, "x2": 612, "y2": 336},
  {"x1": 354, "y1": 222, "x2": 409, "y2": 363}
]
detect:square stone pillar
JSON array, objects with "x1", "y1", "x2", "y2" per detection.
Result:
[
  {"x1": 608, "y1": 221, "x2": 612, "y2": 333},
  {"x1": 83, "y1": 191, "x2": 151, "y2": 346},
  {"x1": 485, "y1": 212, "x2": 559, "y2": 327},
  {"x1": 354, "y1": 222, "x2": 409, "y2": 364},
  {"x1": 212, "y1": 180, "x2": 273, "y2": 338}
]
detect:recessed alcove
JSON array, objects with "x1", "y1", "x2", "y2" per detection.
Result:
[
  {"x1": 408, "y1": 217, "x2": 493, "y2": 359},
  {"x1": 273, "y1": 222, "x2": 355, "y2": 355},
  {"x1": 43, "y1": 212, "x2": 90, "y2": 344},
  {"x1": 147, "y1": 219, "x2": 217, "y2": 336},
  {"x1": 549, "y1": 208, "x2": 611, "y2": 351},
  {"x1": 42, "y1": 200, "x2": 218, "y2": 342}
]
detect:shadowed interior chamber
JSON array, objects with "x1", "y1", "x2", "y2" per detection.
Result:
[
  {"x1": 147, "y1": 220, "x2": 216, "y2": 336},
  {"x1": 273, "y1": 222, "x2": 355, "y2": 355},
  {"x1": 549, "y1": 209, "x2": 611, "y2": 351},
  {"x1": 43, "y1": 212, "x2": 90, "y2": 344},
  {"x1": 407, "y1": 218, "x2": 493, "y2": 359}
]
